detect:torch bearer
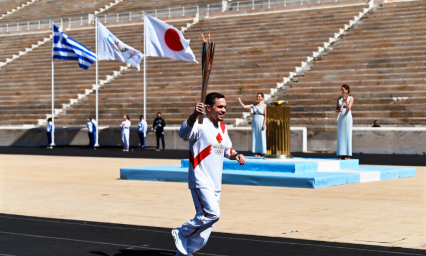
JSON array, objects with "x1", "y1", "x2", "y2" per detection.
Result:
[{"x1": 198, "y1": 33, "x2": 216, "y2": 124}]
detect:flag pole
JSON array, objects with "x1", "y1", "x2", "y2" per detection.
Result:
[
  {"x1": 95, "y1": 16, "x2": 100, "y2": 147},
  {"x1": 143, "y1": 12, "x2": 147, "y2": 120},
  {"x1": 51, "y1": 21, "x2": 55, "y2": 147}
]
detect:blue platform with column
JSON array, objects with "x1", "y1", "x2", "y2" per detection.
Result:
[{"x1": 120, "y1": 157, "x2": 416, "y2": 189}]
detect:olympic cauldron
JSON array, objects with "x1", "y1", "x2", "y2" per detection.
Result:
[{"x1": 264, "y1": 101, "x2": 293, "y2": 159}]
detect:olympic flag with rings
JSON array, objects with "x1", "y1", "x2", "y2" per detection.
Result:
[{"x1": 98, "y1": 21, "x2": 143, "y2": 71}]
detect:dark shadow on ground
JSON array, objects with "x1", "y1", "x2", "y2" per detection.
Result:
[
  {"x1": 0, "y1": 213, "x2": 425, "y2": 256},
  {"x1": 7, "y1": 127, "x2": 82, "y2": 147}
]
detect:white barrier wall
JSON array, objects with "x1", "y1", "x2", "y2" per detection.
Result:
[
  {"x1": 0, "y1": 126, "x2": 425, "y2": 154},
  {"x1": 0, "y1": 126, "x2": 306, "y2": 152},
  {"x1": 307, "y1": 127, "x2": 426, "y2": 154},
  {"x1": 352, "y1": 127, "x2": 426, "y2": 155}
]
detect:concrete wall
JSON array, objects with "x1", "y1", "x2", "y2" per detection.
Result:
[
  {"x1": 1, "y1": 127, "x2": 425, "y2": 154},
  {"x1": 307, "y1": 128, "x2": 426, "y2": 155},
  {"x1": 0, "y1": 126, "x2": 305, "y2": 152}
]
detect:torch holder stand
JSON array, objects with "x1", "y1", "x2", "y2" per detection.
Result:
[{"x1": 264, "y1": 101, "x2": 293, "y2": 159}]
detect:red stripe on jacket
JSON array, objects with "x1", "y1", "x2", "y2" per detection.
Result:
[
  {"x1": 220, "y1": 122, "x2": 226, "y2": 133},
  {"x1": 189, "y1": 145, "x2": 212, "y2": 169}
]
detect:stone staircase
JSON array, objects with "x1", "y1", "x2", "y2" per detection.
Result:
[
  {"x1": 0, "y1": 0, "x2": 39, "y2": 20},
  {"x1": 0, "y1": 32, "x2": 50, "y2": 66},
  {"x1": 52, "y1": 4, "x2": 368, "y2": 127},
  {"x1": 0, "y1": 0, "x2": 116, "y2": 24},
  {"x1": 0, "y1": 28, "x2": 127, "y2": 125},
  {"x1": 100, "y1": 0, "x2": 221, "y2": 15}
]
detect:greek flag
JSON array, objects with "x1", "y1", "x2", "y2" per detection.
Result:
[{"x1": 52, "y1": 24, "x2": 96, "y2": 69}]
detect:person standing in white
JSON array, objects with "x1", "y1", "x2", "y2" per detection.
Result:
[
  {"x1": 172, "y1": 93, "x2": 246, "y2": 256},
  {"x1": 121, "y1": 115, "x2": 131, "y2": 152},
  {"x1": 138, "y1": 115, "x2": 147, "y2": 149}
]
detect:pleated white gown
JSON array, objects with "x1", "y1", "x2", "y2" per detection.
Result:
[
  {"x1": 336, "y1": 96, "x2": 353, "y2": 156},
  {"x1": 252, "y1": 104, "x2": 267, "y2": 154}
]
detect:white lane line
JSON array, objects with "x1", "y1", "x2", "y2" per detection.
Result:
[
  {"x1": 0, "y1": 215, "x2": 422, "y2": 255},
  {"x1": 0, "y1": 253, "x2": 16, "y2": 256},
  {"x1": 0, "y1": 231, "x2": 225, "y2": 256}
]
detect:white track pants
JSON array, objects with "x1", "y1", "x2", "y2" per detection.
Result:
[
  {"x1": 180, "y1": 188, "x2": 221, "y2": 253},
  {"x1": 122, "y1": 130, "x2": 129, "y2": 149}
]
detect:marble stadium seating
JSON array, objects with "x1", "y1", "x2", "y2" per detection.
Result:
[
  {"x1": 55, "y1": 4, "x2": 368, "y2": 126},
  {"x1": 1, "y1": 0, "x2": 425, "y2": 131},
  {"x1": 276, "y1": 0, "x2": 426, "y2": 129}
]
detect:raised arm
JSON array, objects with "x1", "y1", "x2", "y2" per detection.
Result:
[
  {"x1": 238, "y1": 97, "x2": 253, "y2": 110},
  {"x1": 179, "y1": 102, "x2": 204, "y2": 141},
  {"x1": 346, "y1": 97, "x2": 354, "y2": 111},
  {"x1": 186, "y1": 102, "x2": 204, "y2": 127}
]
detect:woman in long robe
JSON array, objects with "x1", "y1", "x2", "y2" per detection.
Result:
[
  {"x1": 336, "y1": 84, "x2": 354, "y2": 160},
  {"x1": 238, "y1": 93, "x2": 267, "y2": 157}
]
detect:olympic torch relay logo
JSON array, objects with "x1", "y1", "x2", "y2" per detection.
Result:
[
  {"x1": 98, "y1": 21, "x2": 143, "y2": 71},
  {"x1": 107, "y1": 35, "x2": 137, "y2": 60}
]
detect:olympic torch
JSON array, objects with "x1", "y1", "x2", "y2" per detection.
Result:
[{"x1": 198, "y1": 33, "x2": 216, "y2": 124}]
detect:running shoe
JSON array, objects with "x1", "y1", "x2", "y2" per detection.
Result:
[{"x1": 172, "y1": 228, "x2": 187, "y2": 255}]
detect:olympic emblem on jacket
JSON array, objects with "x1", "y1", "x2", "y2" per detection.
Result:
[
  {"x1": 107, "y1": 35, "x2": 136, "y2": 59},
  {"x1": 213, "y1": 144, "x2": 224, "y2": 155}
]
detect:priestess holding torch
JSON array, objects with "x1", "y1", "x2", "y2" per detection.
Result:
[{"x1": 336, "y1": 84, "x2": 354, "y2": 160}]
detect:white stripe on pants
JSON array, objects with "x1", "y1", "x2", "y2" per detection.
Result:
[
  {"x1": 122, "y1": 130, "x2": 129, "y2": 149},
  {"x1": 180, "y1": 188, "x2": 221, "y2": 253}
]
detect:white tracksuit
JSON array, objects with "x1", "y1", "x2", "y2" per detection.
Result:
[
  {"x1": 121, "y1": 120, "x2": 131, "y2": 149},
  {"x1": 178, "y1": 117, "x2": 233, "y2": 253}
]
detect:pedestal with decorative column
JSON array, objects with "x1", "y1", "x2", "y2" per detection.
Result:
[{"x1": 264, "y1": 101, "x2": 293, "y2": 159}]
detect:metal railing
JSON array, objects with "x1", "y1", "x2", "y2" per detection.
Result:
[{"x1": 0, "y1": 0, "x2": 358, "y2": 35}]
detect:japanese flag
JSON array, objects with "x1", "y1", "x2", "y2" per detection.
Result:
[{"x1": 144, "y1": 14, "x2": 198, "y2": 63}]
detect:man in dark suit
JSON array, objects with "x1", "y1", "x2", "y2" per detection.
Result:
[{"x1": 153, "y1": 112, "x2": 166, "y2": 150}]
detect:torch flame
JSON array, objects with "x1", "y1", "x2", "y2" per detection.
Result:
[{"x1": 201, "y1": 33, "x2": 211, "y2": 42}]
